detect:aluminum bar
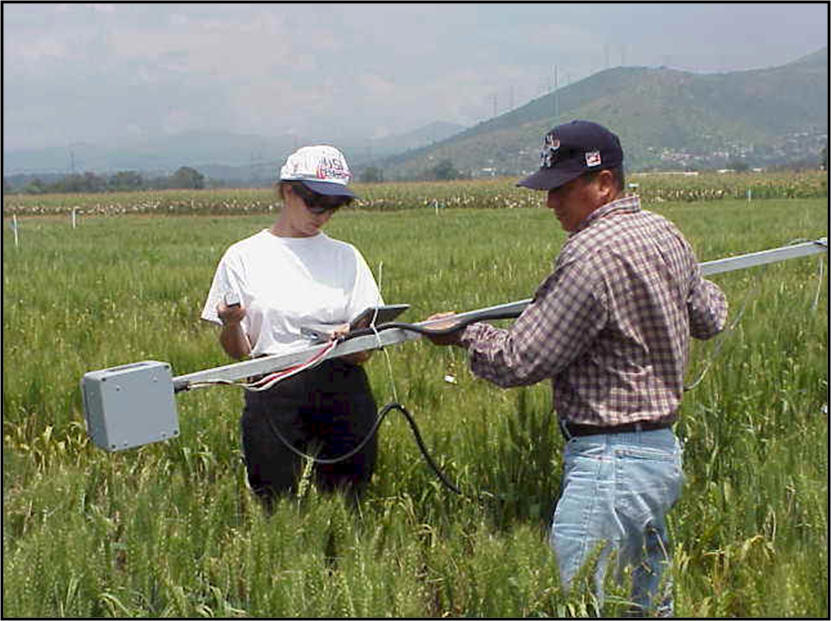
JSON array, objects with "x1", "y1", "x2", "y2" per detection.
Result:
[
  {"x1": 173, "y1": 327, "x2": 419, "y2": 391},
  {"x1": 172, "y1": 237, "x2": 826, "y2": 390},
  {"x1": 700, "y1": 238, "x2": 826, "y2": 276}
]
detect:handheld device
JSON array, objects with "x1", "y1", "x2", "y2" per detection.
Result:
[{"x1": 349, "y1": 304, "x2": 410, "y2": 330}]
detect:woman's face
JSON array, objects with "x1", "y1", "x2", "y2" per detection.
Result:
[{"x1": 281, "y1": 184, "x2": 337, "y2": 237}]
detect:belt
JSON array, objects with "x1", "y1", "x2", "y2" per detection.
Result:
[{"x1": 560, "y1": 419, "x2": 673, "y2": 438}]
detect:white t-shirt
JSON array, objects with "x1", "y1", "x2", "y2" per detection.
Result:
[{"x1": 202, "y1": 229, "x2": 383, "y2": 357}]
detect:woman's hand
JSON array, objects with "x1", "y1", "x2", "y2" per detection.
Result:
[
  {"x1": 329, "y1": 323, "x2": 374, "y2": 365},
  {"x1": 217, "y1": 301, "x2": 247, "y2": 327},
  {"x1": 329, "y1": 323, "x2": 351, "y2": 340},
  {"x1": 217, "y1": 301, "x2": 251, "y2": 360}
]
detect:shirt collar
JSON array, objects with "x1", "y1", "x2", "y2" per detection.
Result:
[{"x1": 571, "y1": 194, "x2": 641, "y2": 235}]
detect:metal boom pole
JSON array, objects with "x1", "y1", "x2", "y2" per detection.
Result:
[{"x1": 171, "y1": 237, "x2": 827, "y2": 390}]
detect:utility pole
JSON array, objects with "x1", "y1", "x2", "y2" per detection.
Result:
[{"x1": 552, "y1": 65, "x2": 559, "y2": 123}]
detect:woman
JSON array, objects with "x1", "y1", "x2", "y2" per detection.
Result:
[{"x1": 201, "y1": 145, "x2": 382, "y2": 510}]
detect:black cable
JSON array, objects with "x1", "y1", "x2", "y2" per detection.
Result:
[
  {"x1": 301, "y1": 312, "x2": 521, "y2": 499},
  {"x1": 343, "y1": 307, "x2": 524, "y2": 341},
  {"x1": 263, "y1": 401, "x2": 469, "y2": 497}
]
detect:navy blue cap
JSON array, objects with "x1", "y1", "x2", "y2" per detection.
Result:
[
  {"x1": 518, "y1": 120, "x2": 623, "y2": 191},
  {"x1": 298, "y1": 179, "x2": 358, "y2": 198}
]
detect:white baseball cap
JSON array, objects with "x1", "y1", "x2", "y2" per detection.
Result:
[{"x1": 279, "y1": 145, "x2": 357, "y2": 197}]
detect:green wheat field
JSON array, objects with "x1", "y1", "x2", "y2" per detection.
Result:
[{"x1": 3, "y1": 183, "x2": 828, "y2": 617}]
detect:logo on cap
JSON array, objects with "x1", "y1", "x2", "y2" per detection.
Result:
[
  {"x1": 540, "y1": 132, "x2": 561, "y2": 169},
  {"x1": 585, "y1": 151, "x2": 602, "y2": 167},
  {"x1": 316, "y1": 156, "x2": 351, "y2": 182}
]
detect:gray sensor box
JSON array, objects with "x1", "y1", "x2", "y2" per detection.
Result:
[{"x1": 81, "y1": 360, "x2": 179, "y2": 451}]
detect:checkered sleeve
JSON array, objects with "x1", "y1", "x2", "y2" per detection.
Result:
[
  {"x1": 687, "y1": 265, "x2": 729, "y2": 340},
  {"x1": 460, "y1": 257, "x2": 607, "y2": 388}
]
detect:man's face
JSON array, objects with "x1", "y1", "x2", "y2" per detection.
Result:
[{"x1": 545, "y1": 174, "x2": 599, "y2": 233}]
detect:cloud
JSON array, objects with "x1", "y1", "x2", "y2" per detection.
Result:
[
  {"x1": 2, "y1": 3, "x2": 827, "y2": 152},
  {"x1": 86, "y1": 3, "x2": 116, "y2": 14},
  {"x1": 357, "y1": 73, "x2": 396, "y2": 99}
]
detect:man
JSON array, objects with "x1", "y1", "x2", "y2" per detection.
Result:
[{"x1": 427, "y1": 120, "x2": 728, "y2": 615}]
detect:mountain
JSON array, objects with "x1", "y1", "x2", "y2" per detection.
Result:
[
  {"x1": 361, "y1": 121, "x2": 467, "y2": 159},
  {"x1": 377, "y1": 47, "x2": 828, "y2": 178},
  {"x1": 2, "y1": 121, "x2": 466, "y2": 182},
  {"x1": 2, "y1": 131, "x2": 297, "y2": 180}
]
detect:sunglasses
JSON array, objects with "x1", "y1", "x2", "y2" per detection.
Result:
[{"x1": 291, "y1": 182, "x2": 351, "y2": 214}]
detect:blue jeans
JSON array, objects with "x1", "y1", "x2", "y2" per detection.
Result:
[{"x1": 549, "y1": 428, "x2": 684, "y2": 616}]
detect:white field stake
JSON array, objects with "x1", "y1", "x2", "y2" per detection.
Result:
[
  {"x1": 80, "y1": 237, "x2": 827, "y2": 451},
  {"x1": 12, "y1": 215, "x2": 19, "y2": 248}
]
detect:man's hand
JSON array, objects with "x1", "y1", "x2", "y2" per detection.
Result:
[{"x1": 423, "y1": 312, "x2": 464, "y2": 346}]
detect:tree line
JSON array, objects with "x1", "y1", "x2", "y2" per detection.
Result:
[
  {"x1": 9, "y1": 148, "x2": 823, "y2": 194},
  {"x1": 359, "y1": 159, "x2": 471, "y2": 184},
  {"x1": 4, "y1": 166, "x2": 207, "y2": 195}
]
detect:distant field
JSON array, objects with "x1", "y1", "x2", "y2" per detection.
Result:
[
  {"x1": 2, "y1": 186, "x2": 828, "y2": 616},
  {"x1": 2, "y1": 170, "x2": 827, "y2": 216}
]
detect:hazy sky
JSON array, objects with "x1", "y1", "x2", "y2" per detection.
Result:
[{"x1": 3, "y1": 3, "x2": 828, "y2": 151}]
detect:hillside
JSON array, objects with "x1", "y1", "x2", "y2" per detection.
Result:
[{"x1": 379, "y1": 47, "x2": 828, "y2": 178}]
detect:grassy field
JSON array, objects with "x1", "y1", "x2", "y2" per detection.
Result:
[{"x1": 2, "y1": 191, "x2": 828, "y2": 617}]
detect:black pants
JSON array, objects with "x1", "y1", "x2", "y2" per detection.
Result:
[{"x1": 241, "y1": 358, "x2": 378, "y2": 510}]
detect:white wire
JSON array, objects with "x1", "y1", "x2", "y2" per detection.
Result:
[
  {"x1": 377, "y1": 260, "x2": 384, "y2": 294},
  {"x1": 371, "y1": 321, "x2": 399, "y2": 403},
  {"x1": 372, "y1": 260, "x2": 399, "y2": 403},
  {"x1": 812, "y1": 256, "x2": 824, "y2": 311}
]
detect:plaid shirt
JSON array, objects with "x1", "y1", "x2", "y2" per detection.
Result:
[{"x1": 460, "y1": 195, "x2": 728, "y2": 426}]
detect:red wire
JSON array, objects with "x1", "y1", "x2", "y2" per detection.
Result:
[{"x1": 249, "y1": 340, "x2": 337, "y2": 387}]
